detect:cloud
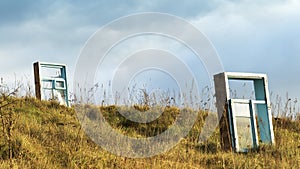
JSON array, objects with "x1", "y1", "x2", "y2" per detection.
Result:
[
  {"x1": 0, "y1": 0, "x2": 299, "y2": 98},
  {"x1": 0, "y1": 0, "x2": 44, "y2": 25},
  {"x1": 189, "y1": 0, "x2": 300, "y2": 97}
]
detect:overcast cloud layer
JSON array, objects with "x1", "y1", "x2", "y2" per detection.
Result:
[{"x1": 0, "y1": 0, "x2": 299, "y2": 100}]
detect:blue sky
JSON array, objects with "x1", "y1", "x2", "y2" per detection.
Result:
[{"x1": 0, "y1": 0, "x2": 300, "y2": 102}]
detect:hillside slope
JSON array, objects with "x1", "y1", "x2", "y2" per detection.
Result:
[{"x1": 0, "y1": 98, "x2": 299, "y2": 168}]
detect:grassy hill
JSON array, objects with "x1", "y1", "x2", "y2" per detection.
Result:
[{"x1": 0, "y1": 97, "x2": 299, "y2": 168}]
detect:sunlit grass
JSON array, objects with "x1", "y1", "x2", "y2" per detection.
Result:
[{"x1": 0, "y1": 97, "x2": 299, "y2": 168}]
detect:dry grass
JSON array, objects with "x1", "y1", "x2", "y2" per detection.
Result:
[{"x1": 0, "y1": 97, "x2": 299, "y2": 168}]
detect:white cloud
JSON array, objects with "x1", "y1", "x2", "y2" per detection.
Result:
[
  {"x1": 0, "y1": 0, "x2": 299, "y2": 99},
  {"x1": 189, "y1": 0, "x2": 300, "y2": 98}
]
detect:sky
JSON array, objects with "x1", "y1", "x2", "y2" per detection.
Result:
[{"x1": 0, "y1": 0, "x2": 300, "y2": 105}]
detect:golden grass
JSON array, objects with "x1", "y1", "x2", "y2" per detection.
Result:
[{"x1": 0, "y1": 97, "x2": 299, "y2": 168}]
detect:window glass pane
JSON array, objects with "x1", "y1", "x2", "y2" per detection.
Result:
[
  {"x1": 232, "y1": 103, "x2": 251, "y2": 117},
  {"x1": 236, "y1": 117, "x2": 253, "y2": 150},
  {"x1": 42, "y1": 90, "x2": 53, "y2": 100},
  {"x1": 40, "y1": 67, "x2": 61, "y2": 78},
  {"x1": 56, "y1": 81, "x2": 65, "y2": 88},
  {"x1": 228, "y1": 79, "x2": 255, "y2": 100},
  {"x1": 42, "y1": 81, "x2": 53, "y2": 89}
]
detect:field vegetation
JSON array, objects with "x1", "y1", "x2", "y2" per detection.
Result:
[{"x1": 0, "y1": 94, "x2": 299, "y2": 168}]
